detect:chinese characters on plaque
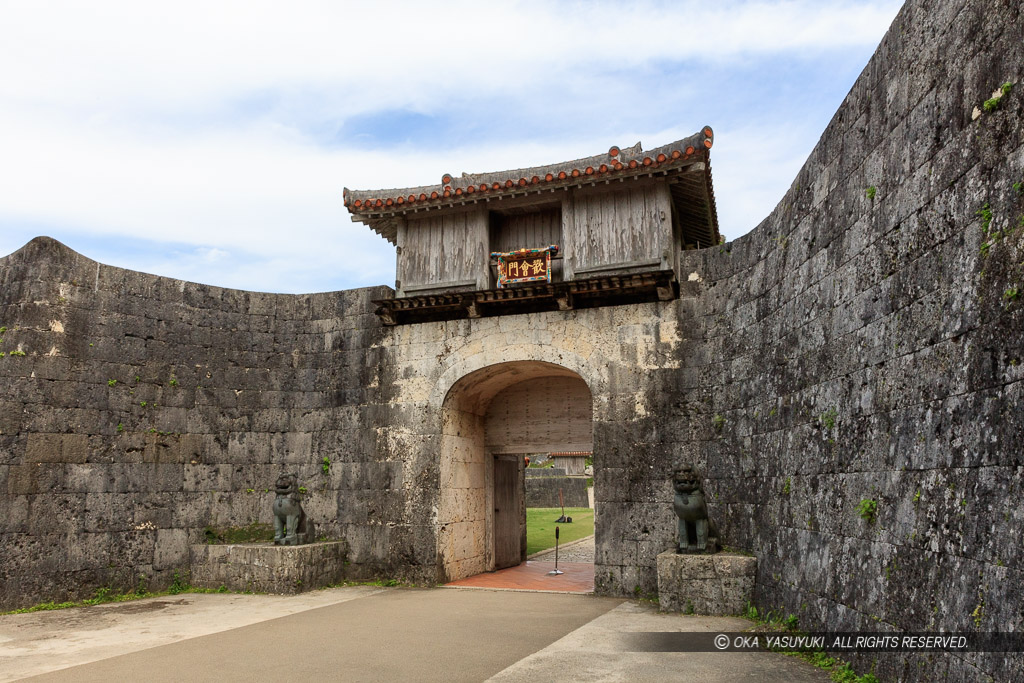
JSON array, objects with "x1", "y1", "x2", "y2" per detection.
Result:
[{"x1": 491, "y1": 245, "x2": 559, "y2": 288}]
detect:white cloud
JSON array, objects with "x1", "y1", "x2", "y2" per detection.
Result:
[
  {"x1": 1, "y1": 1, "x2": 902, "y2": 115},
  {"x1": 711, "y1": 126, "x2": 811, "y2": 238},
  {"x1": 195, "y1": 247, "x2": 230, "y2": 263},
  {"x1": 0, "y1": 0, "x2": 903, "y2": 292}
]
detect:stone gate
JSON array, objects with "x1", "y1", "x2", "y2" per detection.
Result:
[{"x1": 1, "y1": 1, "x2": 1022, "y2": 680}]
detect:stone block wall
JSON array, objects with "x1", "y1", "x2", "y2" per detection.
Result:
[
  {"x1": 524, "y1": 467, "x2": 568, "y2": 477},
  {"x1": 656, "y1": 552, "x2": 757, "y2": 616},
  {"x1": 190, "y1": 541, "x2": 349, "y2": 594},
  {"x1": 0, "y1": 1, "x2": 1021, "y2": 679},
  {"x1": 376, "y1": 303, "x2": 686, "y2": 583},
  {"x1": 609, "y1": 1, "x2": 1023, "y2": 679},
  {"x1": 524, "y1": 476, "x2": 589, "y2": 508},
  {"x1": 0, "y1": 237, "x2": 434, "y2": 608},
  {"x1": 437, "y1": 403, "x2": 489, "y2": 580}
]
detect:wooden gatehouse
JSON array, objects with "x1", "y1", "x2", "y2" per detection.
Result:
[{"x1": 345, "y1": 128, "x2": 720, "y2": 325}]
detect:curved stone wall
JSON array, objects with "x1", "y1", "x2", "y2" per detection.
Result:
[
  {"x1": 0, "y1": 237, "x2": 428, "y2": 605},
  {"x1": 646, "y1": 1, "x2": 1022, "y2": 679},
  {"x1": 0, "y1": 2, "x2": 1020, "y2": 679}
]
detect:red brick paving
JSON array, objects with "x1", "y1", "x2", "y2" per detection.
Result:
[{"x1": 445, "y1": 561, "x2": 594, "y2": 593}]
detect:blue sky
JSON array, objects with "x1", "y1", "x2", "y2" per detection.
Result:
[{"x1": 0, "y1": 1, "x2": 904, "y2": 293}]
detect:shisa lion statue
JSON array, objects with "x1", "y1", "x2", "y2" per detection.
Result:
[
  {"x1": 673, "y1": 465, "x2": 719, "y2": 554},
  {"x1": 273, "y1": 472, "x2": 315, "y2": 546}
]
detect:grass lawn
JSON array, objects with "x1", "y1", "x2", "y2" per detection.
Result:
[{"x1": 526, "y1": 507, "x2": 594, "y2": 555}]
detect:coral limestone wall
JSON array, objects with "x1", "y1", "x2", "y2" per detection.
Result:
[
  {"x1": 0, "y1": 237, "x2": 432, "y2": 606},
  {"x1": 648, "y1": 1, "x2": 1023, "y2": 679},
  {"x1": 0, "y1": 1, "x2": 1021, "y2": 680}
]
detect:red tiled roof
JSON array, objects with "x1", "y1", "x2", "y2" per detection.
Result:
[{"x1": 344, "y1": 127, "x2": 716, "y2": 243}]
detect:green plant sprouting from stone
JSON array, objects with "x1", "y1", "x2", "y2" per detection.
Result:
[
  {"x1": 742, "y1": 603, "x2": 879, "y2": 682},
  {"x1": 2, "y1": 575, "x2": 232, "y2": 615},
  {"x1": 977, "y1": 203, "x2": 993, "y2": 233},
  {"x1": 322, "y1": 457, "x2": 331, "y2": 475},
  {"x1": 819, "y1": 408, "x2": 838, "y2": 431},
  {"x1": 712, "y1": 414, "x2": 726, "y2": 434},
  {"x1": 168, "y1": 571, "x2": 189, "y2": 595},
  {"x1": 866, "y1": 186, "x2": 876, "y2": 200},
  {"x1": 972, "y1": 588, "x2": 985, "y2": 628},
  {"x1": 982, "y1": 82, "x2": 1013, "y2": 112},
  {"x1": 857, "y1": 498, "x2": 878, "y2": 524},
  {"x1": 977, "y1": 203, "x2": 999, "y2": 256}
]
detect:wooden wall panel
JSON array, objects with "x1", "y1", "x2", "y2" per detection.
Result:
[
  {"x1": 568, "y1": 183, "x2": 669, "y2": 274},
  {"x1": 399, "y1": 219, "x2": 424, "y2": 290},
  {"x1": 484, "y1": 376, "x2": 592, "y2": 453},
  {"x1": 398, "y1": 209, "x2": 487, "y2": 291},
  {"x1": 490, "y1": 209, "x2": 561, "y2": 253},
  {"x1": 395, "y1": 179, "x2": 675, "y2": 294}
]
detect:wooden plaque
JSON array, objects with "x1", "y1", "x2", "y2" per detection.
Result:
[{"x1": 491, "y1": 245, "x2": 559, "y2": 287}]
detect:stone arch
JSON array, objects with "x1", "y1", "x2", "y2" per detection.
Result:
[
  {"x1": 428, "y1": 344, "x2": 602, "y2": 409},
  {"x1": 436, "y1": 360, "x2": 593, "y2": 582}
]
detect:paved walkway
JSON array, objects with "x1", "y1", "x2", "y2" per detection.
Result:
[
  {"x1": 531, "y1": 534, "x2": 595, "y2": 564},
  {"x1": 0, "y1": 587, "x2": 830, "y2": 682},
  {"x1": 444, "y1": 536, "x2": 597, "y2": 593},
  {"x1": 445, "y1": 560, "x2": 594, "y2": 592}
]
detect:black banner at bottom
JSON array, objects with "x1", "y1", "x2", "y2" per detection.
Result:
[{"x1": 622, "y1": 632, "x2": 1024, "y2": 653}]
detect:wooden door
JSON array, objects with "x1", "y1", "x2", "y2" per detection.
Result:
[
  {"x1": 484, "y1": 376, "x2": 592, "y2": 454},
  {"x1": 493, "y1": 455, "x2": 520, "y2": 570}
]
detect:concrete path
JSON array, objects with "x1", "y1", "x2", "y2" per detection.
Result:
[
  {"x1": 488, "y1": 600, "x2": 829, "y2": 682},
  {"x1": 0, "y1": 588, "x2": 384, "y2": 682},
  {"x1": 0, "y1": 587, "x2": 829, "y2": 682}
]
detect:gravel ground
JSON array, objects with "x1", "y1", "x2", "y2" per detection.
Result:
[{"x1": 531, "y1": 534, "x2": 594, "y2": 563}]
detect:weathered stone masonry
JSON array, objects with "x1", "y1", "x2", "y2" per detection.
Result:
[
  {"x1": 635, "y1": 1, "x2": 1024, "y2": 680},
  {"x1": 0, "y1": 238, "x2": 431, "y2": 601},
  {"x1": 0, "y1": 239, "x2": 677, "y2": 600},
  {"x1": 0, "y1": 1, "x2": 1021, "y2": 680}
]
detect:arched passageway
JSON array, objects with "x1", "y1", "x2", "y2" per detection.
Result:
[{"x1": 438, "y1": 361, "x2": 593, "y2": 582}]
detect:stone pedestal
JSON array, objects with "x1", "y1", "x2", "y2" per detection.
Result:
[
  {"x1": 656, "y1": 551, "x2": 756, "y2": 616},
  {"x1": 190, "y1": 541, "x2": 348, "y2": 594}
]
